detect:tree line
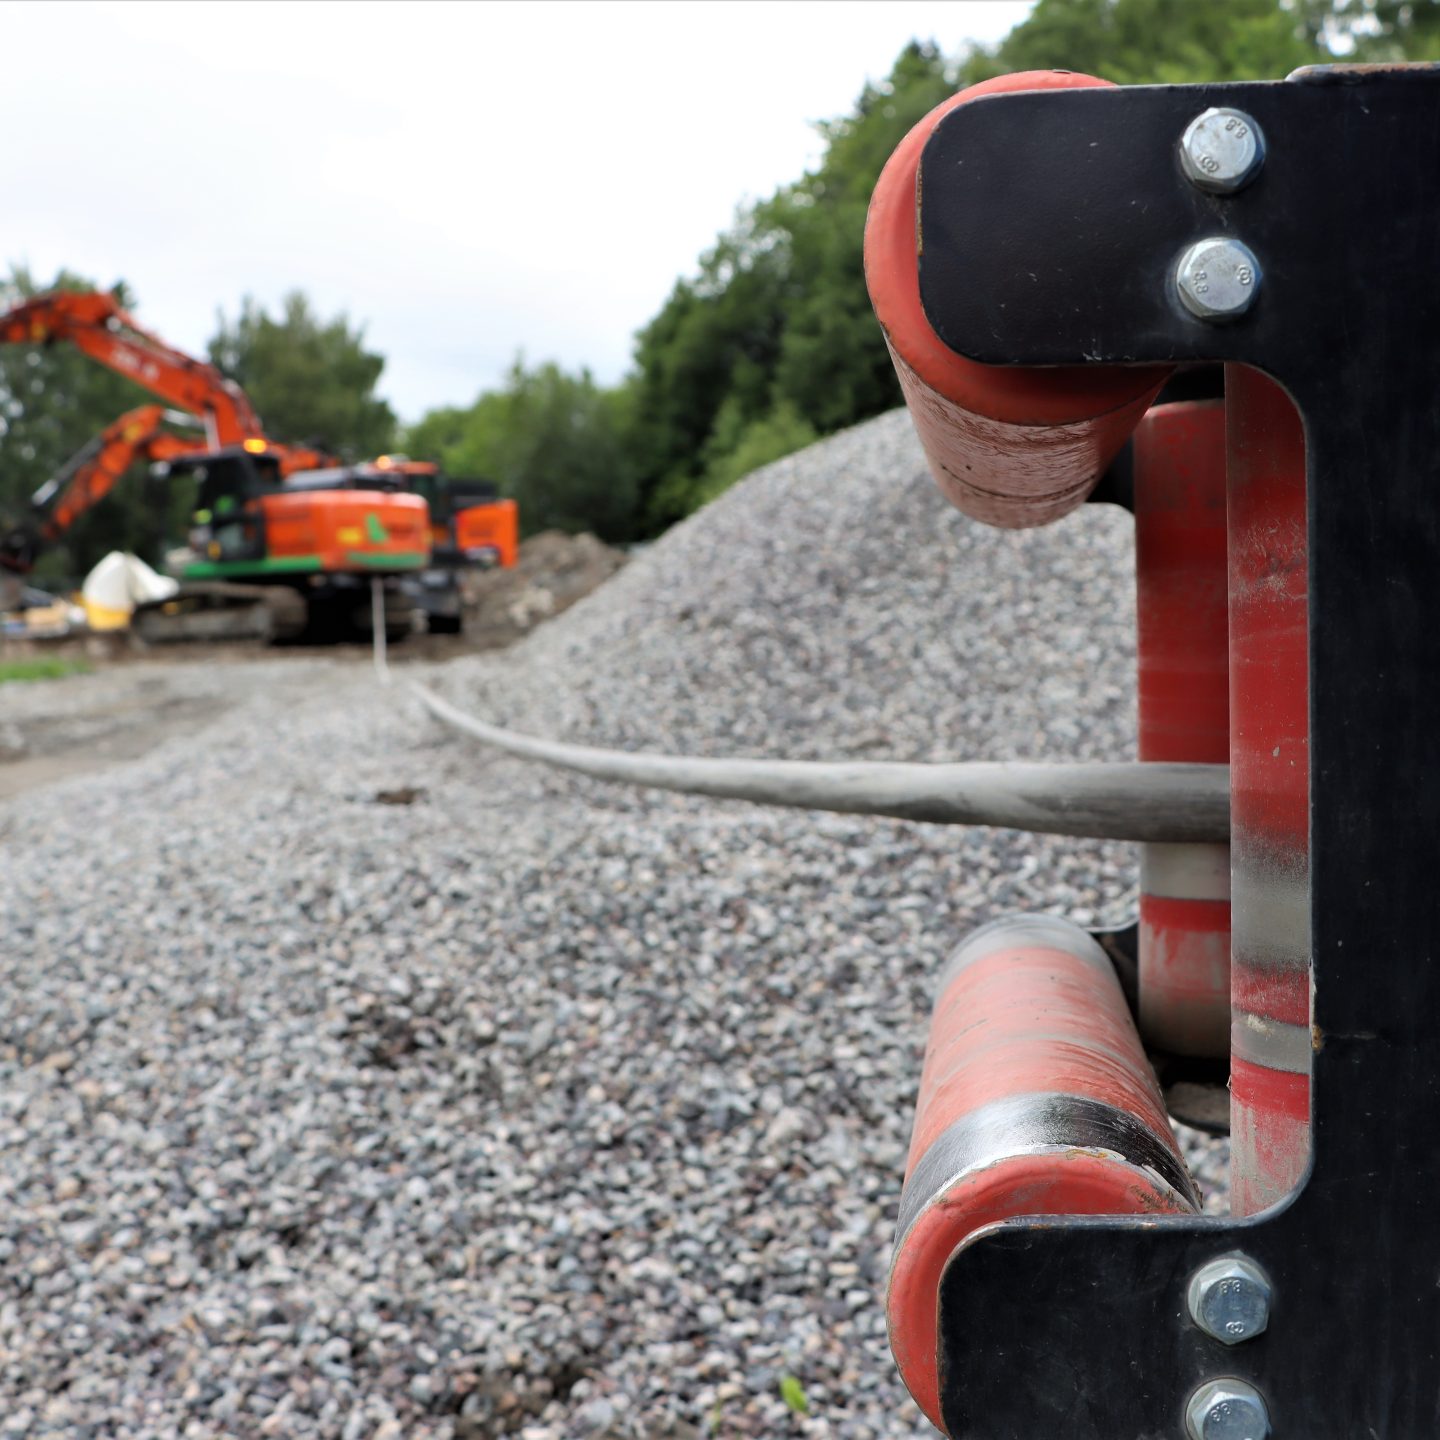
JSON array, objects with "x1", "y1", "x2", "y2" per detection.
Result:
[{"x1": 3, "y1": 0, "x2": 1436, "y2": 578}]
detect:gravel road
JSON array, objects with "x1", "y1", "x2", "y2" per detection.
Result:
[{"x1": 1, "y1": 409, "x2": 1226, "y2": 1439}]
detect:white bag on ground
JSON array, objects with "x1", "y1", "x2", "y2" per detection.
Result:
[{"x1": 81, "y1": 552, "x2": 179, "y2": 629}]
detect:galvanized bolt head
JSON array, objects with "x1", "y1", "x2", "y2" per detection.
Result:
[
  {"x1": 1185, "y1": 1377, "x2": 1271, "y2": 1440},
  {"x1": 1180, "y1": 108, "x2": 1266, "y2": 193},
  {"x1": 1175, "y1": 237, "x2": 1262, "y2": 321},
  {"x1": 1188, "y1": 1254, "x2": 1272, "y2": 1344}
]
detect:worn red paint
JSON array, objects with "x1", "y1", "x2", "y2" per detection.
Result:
[
  {"x1": 1134, "y1": 401, "x2": 1232, "y2": 1057},
  {"x1": 1231, "y1": 1058, "x2": 1311, "y2": 1214},
  {"x1": 1139, "y1": 897, "x2": 1231, "y2": 1047},
  {"x1": 1134, "y1": 402, "x2": 1231, "y2": 763},
  {"x1": 1226, "y1": 365, "x2": 1312, "y2": 1213},
  {"x1": 1231, "y1": 962, "x2": 1310, "y2": 1029}
]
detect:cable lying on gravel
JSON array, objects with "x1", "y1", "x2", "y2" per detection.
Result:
[{"x1": 409, "y1": 680, "x2": 1229, "y2": 843}]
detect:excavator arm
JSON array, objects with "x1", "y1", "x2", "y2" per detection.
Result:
[
  {"x1": 0, "y1": 290, "x2": 262, "y2": 448},
  {"x1": 1, "y1": 404, "x2": 206, "y2": 574}
]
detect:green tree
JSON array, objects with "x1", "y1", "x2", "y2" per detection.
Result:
[
  {"x1": 695, "y1": 399, "x2": 818, "y2": 505},
  {"x1": 405, "y1": 359, "x2": 638, "y2": 542},
  {"x1": 209, "y1": 292, "x2": 397, "y2": 457},
  {"x1": 0, "y1": 265, "x2": 179, "y2": 580},
  {"x1": 626, "y1": 2, "x2": 1440, "y2": 532},
  {"x1": 962, "y1": 0, "x2": 1320, "y2": 84},
  {"x1": 628, "y1": 41, "x2": 953, "y2": 529},
  {"x1": 1342, "y1": 0, "x2": 1440, "y2": 59},
  {"x1": 628, "y1": 229, "x2": 793, "y2": 527},
  {"x1": 765, "y1": 39, "x2": 955, "y2": 433},
  {"x1": 402, "y1": 403, "x2": 471, "y2": 466},
  {"x1": 964, "y1": 0, "x2": 1440, "y2": 82}
]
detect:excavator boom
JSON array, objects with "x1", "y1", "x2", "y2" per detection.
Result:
[{"x1": 0, "y1": 290, "x2": 261, "y2": 447}]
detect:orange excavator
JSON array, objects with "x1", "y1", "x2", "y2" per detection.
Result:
[{"x1": 0, "y1": 289, "x2": 430, "y2": 640}]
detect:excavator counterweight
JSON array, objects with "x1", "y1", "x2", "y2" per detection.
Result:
[{"x1": 280, "y1": 456, "x2": 519, "y2": 635}]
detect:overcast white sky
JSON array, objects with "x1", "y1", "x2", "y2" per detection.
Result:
[{"x1": 2, "y1": 0, "x2": 1032, "y2": 421}]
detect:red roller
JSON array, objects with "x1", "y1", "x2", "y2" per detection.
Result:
[
  {"x1": 1225, "y1": 366, "x2": 1311, "y2": 1214},
  {"x1": 887, "y1": 915, "x2": 1197, "y2": 1432},
  {"x1": 864, "y1": 72, "x2": 1172, "y2": 529},
  {"x1": 1134, "y1": 401, "x2": 1232, "y2": 1057}
]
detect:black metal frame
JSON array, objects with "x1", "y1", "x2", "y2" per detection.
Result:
[{"x1": 916, "y1": 66, "x2": 1440, "y2": 1436}]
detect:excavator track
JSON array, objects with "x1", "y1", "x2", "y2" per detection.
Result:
[{"x1": 131, "y1": 582, "x2": 308, "y2": 645}]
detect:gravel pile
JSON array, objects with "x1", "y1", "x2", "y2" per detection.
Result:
[{"x1": 1, "y1": 409, "x2": 1225, "y2": 1440}]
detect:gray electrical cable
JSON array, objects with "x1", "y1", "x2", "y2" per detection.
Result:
[{"x1": 409, "y1": 681, "x2": 1229, "y2": 843}]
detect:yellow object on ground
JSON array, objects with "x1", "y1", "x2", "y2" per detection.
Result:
[
  {"x1": 82, "y1": 599, "x2": 132, "y2": 632},
  {"x1": 80, "y1": 552, "x2": 179, "y2": 630}
]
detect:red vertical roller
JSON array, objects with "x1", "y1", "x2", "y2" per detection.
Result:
[
  {"x1": 887, "y1": 915, "x2": 1197, "y2": 1433},
  {"x1": 1226, "y1": 367, "x2": 1311, "y2": 1213},
  {"x1": 864, "y1": 72, "x2": 1172, "y2": 530},
  {"x1": 1134, "y1": 401, "x2": 1232, "y2": 1057}
]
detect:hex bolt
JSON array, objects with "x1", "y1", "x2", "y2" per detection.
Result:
[
  {"x1": 1188, "y1": 1254, "x2": 1272, "y2": 1343},
  {"x1": 1174, "y1": 237, "x2": 1262, "y2": 321},
  {"x1": 1180, "y1": 107, "x2": 1266, "y2": 193},
  {"x1": 1185, "y1": 1377, "x2": 1271, "y2": 1440}
]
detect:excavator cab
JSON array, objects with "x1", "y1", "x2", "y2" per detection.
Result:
[{"x1": 171, "y1": 448, "x2": 283, "y2": 565}]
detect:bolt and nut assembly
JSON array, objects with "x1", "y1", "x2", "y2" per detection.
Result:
[
  {"x1": 1180, "y1": 108, "x2": 1266, "y2": 194},
  {"x1": 1188, "y1": 1254, "x2": 1272, "y2": 1343},
  {"x1": 1175, "y1": 237, "x2": 1262, "y2": 321},
  {"x1": 1185, "y1": 1377, "x2": 1271, "y2": 1440}
]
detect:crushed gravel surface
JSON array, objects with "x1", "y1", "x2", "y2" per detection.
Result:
[{"x1": 1, "y1": 409, "x2": 1226, "y2": 1439}]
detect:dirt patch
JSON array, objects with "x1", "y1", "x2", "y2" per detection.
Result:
[
  {"x1": 0, "y1": 691, "x2": 230, "y2": 799},
  {"x1": 459, "y1": 531, "x2": 627, "y2": 650},
  {"x1": 0, "y1": 661, "x2": 327, "y2": 801}
]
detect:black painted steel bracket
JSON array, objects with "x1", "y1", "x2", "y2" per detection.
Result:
[{"x1": 918, "y1": 66, "x2": 1440, "y2": 1437}]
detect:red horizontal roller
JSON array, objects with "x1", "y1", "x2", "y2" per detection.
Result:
[
  {"x1": 888, "y1": 915, "x2": 1197, "y2": 1432},
  {"x1": 864, "y1": 71, "x2": 1172, "y2": 529}
]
